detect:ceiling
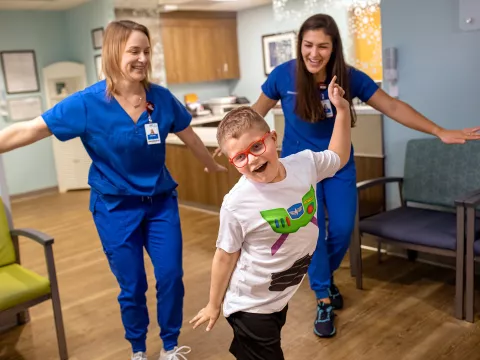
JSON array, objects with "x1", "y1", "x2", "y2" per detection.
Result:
[
  {"x1": 115, "y1": 0, "x2": 272, "y2": 12},
  {"x1": 0, "y1": 0, "x2": 272, "y2": 11},
  {"x1": 0, "y1": 0, "x2": 91, "y2": 10}
]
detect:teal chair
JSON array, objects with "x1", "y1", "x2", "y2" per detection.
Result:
[{"x1": 0, "y1": 199, "x2": 68, "y2": 359}]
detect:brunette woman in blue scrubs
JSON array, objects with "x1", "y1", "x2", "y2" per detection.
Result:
[
  {"x1": 251, "y1": 14, "x2": 480, "y2": 338},
  {"x1": 0, "y1": 20, "x2": 225, "y2": 360}
]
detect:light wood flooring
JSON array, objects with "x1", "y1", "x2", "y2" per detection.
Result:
[{"x1": 1, "y1": 190, "x2": 480, "y2": 360}]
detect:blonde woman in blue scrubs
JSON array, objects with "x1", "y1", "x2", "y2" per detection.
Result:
[{"x1": 0, "y1": 20, "x2": 225, "y2": 360}]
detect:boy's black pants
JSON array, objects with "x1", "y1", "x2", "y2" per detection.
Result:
[{"x1": 226, "y1": 305, "x2": 288, "y2": 360}]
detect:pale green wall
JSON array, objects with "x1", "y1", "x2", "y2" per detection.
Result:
[{"x1": 0, "y1": 0, "x2": 114, "y2": 195}]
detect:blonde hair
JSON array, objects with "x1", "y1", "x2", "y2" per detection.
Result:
[
  {"x1": 217, "y1": 106, "x2": 271, "y2": 148},
  {"x1": 102, "y1": 20, "x2": 152, "y2": 96}
]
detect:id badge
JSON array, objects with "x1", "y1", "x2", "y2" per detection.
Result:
[
  {"x1": 145, "y1": 123, "x2": 161, "y2": 145},
  {"x1": 321, "y1": 99, "x2": 334, "y2": 118}
]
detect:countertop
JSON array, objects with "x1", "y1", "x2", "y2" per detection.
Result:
[
  {"x1": 167, "y1": 104, "x2": 383, "y2": 156},
  {"x1": 271, "y1": 104, "x2": 380, "y2": 116}
]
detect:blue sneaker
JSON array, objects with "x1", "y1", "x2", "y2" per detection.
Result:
[
  {"x1": 329, "y1": 282, "x2": 344, "y2": 310},
  {"x1": 313, "y1": 301, "x2": 336, "y2": 338}
]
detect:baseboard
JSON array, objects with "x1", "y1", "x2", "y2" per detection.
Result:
[{"x1": 10, "y1": 186, "x2": 59, "y2": 203}]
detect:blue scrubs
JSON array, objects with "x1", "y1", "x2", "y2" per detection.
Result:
[
  {"x1": 261, "y1": 59, "x2": 379, "y2": 299},
  {"x1": 42, "y1": 80, "x2": 192, "y2": 352}
]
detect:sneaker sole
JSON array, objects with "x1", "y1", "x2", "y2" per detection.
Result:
[{"x1": 313, "y1": 327, "x2": 336, "y2": 338}]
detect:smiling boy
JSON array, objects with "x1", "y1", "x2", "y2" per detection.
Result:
[{"x1": 190, "y1": 76, "x2": 352, "y2": 359}]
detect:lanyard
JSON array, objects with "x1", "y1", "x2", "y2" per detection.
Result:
[{"x1": 146, "y1": 101, "x2": 154, "y2": 123}]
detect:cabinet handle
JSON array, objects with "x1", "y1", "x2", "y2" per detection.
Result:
[{"x1": 224, "y1": 63, "x2": 228, "y2": 72}]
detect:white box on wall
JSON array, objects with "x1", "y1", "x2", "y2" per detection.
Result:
[{"x1": 459, "y1": 0, "x2": 480, "y2": 31}]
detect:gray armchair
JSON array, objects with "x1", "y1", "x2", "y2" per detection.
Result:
[{"x1": 350, "y1": 138, "x2": 480, "y2": 320}]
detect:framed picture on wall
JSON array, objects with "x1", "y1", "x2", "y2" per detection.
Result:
[
  {"x1": 7, "y1": 96, "x2": 43, "y2": 122},
  {"x1": 91, "y1": 27, "x2": 104, "y2": 50},
  {"x1": 94, "y1": 55, "x2": 104, "y2": 80},
  {"x1": 0, "y1": 50, "x2": 40, "y2": 94},
  {"x1": 262, "y1": 31, "x2": 297, "y2": 76}
]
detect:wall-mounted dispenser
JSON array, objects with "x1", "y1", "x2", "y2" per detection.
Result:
[{"x1": 383, "y1": 47, "x2": 398, "y2": 98}]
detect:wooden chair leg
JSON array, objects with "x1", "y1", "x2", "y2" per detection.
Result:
[
  {"x1": 45, "y1": 245, "x2": 68, "y2": 359},
  {"x1": 377, "y1": 242, "x2": 382, "y2": 264},
  {"x1": 349, "y1": 236, "x2": 357, "y2": 278},
  {"x1": 466, "y1": 207, "x2": 475, "y2": 322},
  {"x1": 455, "y1": 205, "x2": 465, "y2": 320},
  {"x1": 353, "y1": 203, "x2": 363, "y2": 290},
  {"x1": 16, "y1": 309, "x2": 30, "y2": 325},
  {"x1": 51, "y1": 293, "x2": 68, "y2": 360}
]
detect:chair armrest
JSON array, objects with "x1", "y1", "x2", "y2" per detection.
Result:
[
  {"x1": 463, "y1": 190, "x2": 480, "y2": 208},
  {"x1": 10, "y1": 228, "x2": 54, "y2": 246},
  {"x1": 357, "y1": 177, "x2": 404, "y2": 191}
]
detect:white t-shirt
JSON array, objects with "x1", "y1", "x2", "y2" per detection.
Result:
[{"x1": 216, "y1": 149, "x2": 341, "y2": 317}]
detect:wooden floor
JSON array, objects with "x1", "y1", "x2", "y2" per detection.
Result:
[{"x1": 2, "y1": 191, "x2": 480, "y2": 360}]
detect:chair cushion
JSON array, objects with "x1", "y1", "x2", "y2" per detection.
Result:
[
  {"x1": 473, "y1": 240, "x2": 480, "y2": 256},
  {"x1": 0, "y1": 263, "x2": 51, "y2": 311},
  {"x1": 0, "y1": 199, "x2": 15, "y2": 267},
  {"x1": 360, "y1": 207, "x2": 471, "y2": 250}
]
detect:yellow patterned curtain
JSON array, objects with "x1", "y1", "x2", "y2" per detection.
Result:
[{"x1": 350, "y1": 4, "x2": 382, "y2": 81}]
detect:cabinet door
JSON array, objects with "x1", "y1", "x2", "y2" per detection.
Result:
[
  {"x1": 193, "y1": 25, "x2": 218, "y2": 83},
  {"x1": 161, "y1": 15, "x2": 240, "y2": 84},
  {"x1": 214, "y1": 20, "x2": 240, "y2": 80},
  {"x1": 161, "y1": 26, "x2": 183, "y2": 84}
]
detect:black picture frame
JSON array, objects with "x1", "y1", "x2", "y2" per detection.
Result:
[
  {"x1": 261, "y1": 31, "x2": 297, "y2": 76},
  {"x1": 91, "y1": 27, "x2": 104, "y2": 50},
  {"x1": 0, "y1": 50, "x2": 40, "y2": 95}
]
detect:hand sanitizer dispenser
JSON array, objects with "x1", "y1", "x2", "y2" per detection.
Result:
[{"x1": 383, "y1": 47, "x2": 398, "y2": 97}]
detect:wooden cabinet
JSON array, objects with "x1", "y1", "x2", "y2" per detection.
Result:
[{"x1": 160, "y1": 12, "x2": 240, "y2": 84}]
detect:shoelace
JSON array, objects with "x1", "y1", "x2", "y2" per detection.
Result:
[
  {"x1": 316, "y1": 304, "x2": 331, "y2": 323},
  {"x1": 132, "y1": 352, "x2": 147, "y2": 360},
  {"x1": 164, "y1": 346, "x2": 191, "y2": 360}
]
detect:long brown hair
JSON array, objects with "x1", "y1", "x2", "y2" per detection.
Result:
[
  {"x1": 295, "y1": 14, "x2": 356, "y2": 126},
  {"x1": 102, "y1": 20, "x2": 152, "y2": 97}
]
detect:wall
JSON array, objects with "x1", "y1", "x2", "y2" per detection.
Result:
[
  {"x1": 0, "y1": 11, "x2": 69, "y2": 195},
  {"x1": 66, "y1": 0, "x2": 115, "y2": 85},
  {"x1": 0, "y1": 0, "x2": 114, "y2": 196},
  {"x1": 168, "y1": 80, "x2": 235, "y2": 104},
  {"x1": 232, "y1": 3, "x2": 352, "y2": 126},
  {"x1": 381, "y1": 0, "x2": 480, "y2": 208}
]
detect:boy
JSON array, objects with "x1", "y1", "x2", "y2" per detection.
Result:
[{"x1": 190, "y1": 76, "x2": 351, "y2": 359}]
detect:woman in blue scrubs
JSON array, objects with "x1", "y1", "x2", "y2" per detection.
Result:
[
  {"x1": 0, "y1": 20, "x2": 225, "y2": 360},
  {"x1": 252, "y1": 14, "x2": 480, "y2": 338}
]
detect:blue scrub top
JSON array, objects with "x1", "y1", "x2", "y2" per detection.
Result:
[
  {"x1": 42, "y1": 80, "x2": 192, "y2": 211},
  {"x1": 261, "y1": 59, "x2": 379, "y2": 154}
]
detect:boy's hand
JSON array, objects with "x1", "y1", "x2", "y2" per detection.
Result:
[
  {"x1": 189, "y1": 303, "x2": 221, "y2": 331},
  {"x1": 328, "y1": 75, "x2": 349, "y2": 110}
]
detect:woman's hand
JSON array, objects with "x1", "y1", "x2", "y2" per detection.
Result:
[
  {"x1": 328, "y1": 75, "x2": 349, "y2": 110},
  {"x1": 189, "y1": 303, "x2": 221, "y2": 332},
  {"x1": 433, "y1": 127, "x2": 480, "y2": 144},
  {"x1": 204, "y1": 162, "x2": 227, "y2": 173}
]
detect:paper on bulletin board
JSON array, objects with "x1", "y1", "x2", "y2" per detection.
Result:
[{"x1": 7, "y1": 97, "x2": 42, "y2": 121}]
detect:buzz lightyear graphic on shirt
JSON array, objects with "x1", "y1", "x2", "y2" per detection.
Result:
[{"x1": 260, "y1": 185, "x2": 318, "y2": 256}]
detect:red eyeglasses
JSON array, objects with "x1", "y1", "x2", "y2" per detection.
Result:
[{"x1": 229, "y1": 131, "x2": 273, "y2": 168}]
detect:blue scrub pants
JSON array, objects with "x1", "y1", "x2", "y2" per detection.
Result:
[
  {"x1": 282, "y1": 139, "x2": 357, "y2": 300},
  {"x1": 92, "y1": 191, "x2": 184, "y2": 353}
]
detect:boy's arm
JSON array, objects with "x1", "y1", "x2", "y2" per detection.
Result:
[
  {"x1": 190, "y1": 248, "x2": 240, "y2": 331},
  {"x1": 327, "y1": 75, "x2": 351, "y2": 168},
  {"x1": 208, "y1": 248, "x2": 241, "y2": 310},
  {"x1": 312, "y1": 76, "x2": 351, "y2": 182},
  {"x1": 190, "y1": 206, "x2": 243, "y2": 331}
]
